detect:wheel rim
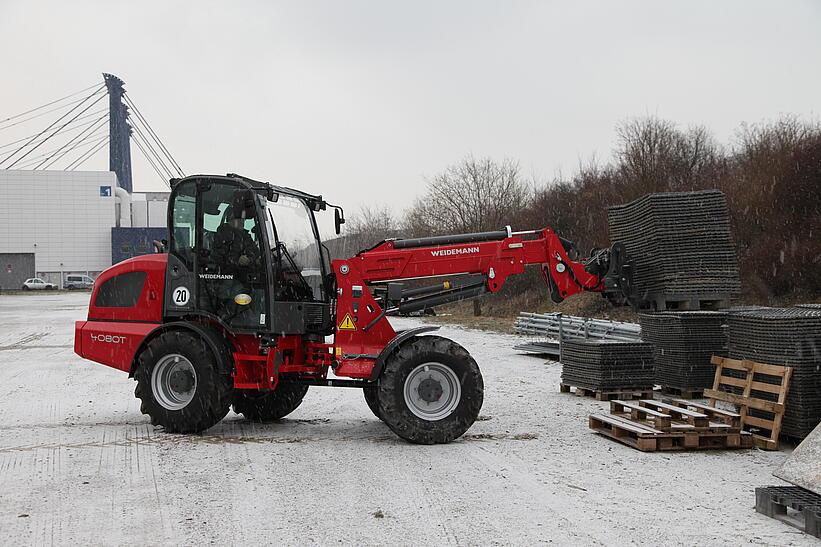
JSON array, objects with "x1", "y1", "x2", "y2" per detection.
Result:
[
  {"x1": 403, "y1": 362, "x2": 461, "y2": 421},
  {"x1": 151, "y1": 354, "x2": 197, "y2": 411}
]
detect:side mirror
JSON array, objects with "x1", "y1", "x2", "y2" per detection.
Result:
[{"x1": 334, "y1": 208, "x2": 345, "y2": 235}]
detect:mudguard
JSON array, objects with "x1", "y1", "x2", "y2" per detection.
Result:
[
  {"x1": 368, "y1": 325, "x2": 440, "y2": 381},
  {"x1": 128, "y1": 321, "x2": 234, "y2": 377}
]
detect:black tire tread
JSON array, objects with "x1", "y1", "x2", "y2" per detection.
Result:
[
  {"x1": 232, "y1": 384, "x2": 309, "y2": 422},
  {"x1": 377, "y1": 335, "x2": 483, "y2": 444},
  {"x1": 363, "y1": 385, "x2": 383, "y2": 421},
  {"x1": 134, "y1": 330, "x2": 233, "y2": 433}
]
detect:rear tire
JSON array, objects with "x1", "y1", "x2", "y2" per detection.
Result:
[
  {"x1": 232, "y1": 384, "x2": 309, "y2": 422},
  {"x1": 377, "y1": 335, "x2": 483, "y2": 444},
  {"x1": 134, "y1": 330, "x2": 232, "y2": 433},
  {"x1": 363, "y1": 385, "x2": 383, "y2": 421}
]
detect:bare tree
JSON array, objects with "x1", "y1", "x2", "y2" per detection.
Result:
[
  {"x1": 348, "y1": 205, "x2": 398, "y2": 240},
  {"x1": 614, "y1": 116, "x2": 722, "y2": 195},
  {"x1": 324, "y1": 204, "x2": 400, "y2": 259},
  {"x1": 615, "y1": 116, "x2": 678, "y2": 193},
  {"x1": 726, "y1": 115, "x2": 821, "y2": 296},
  {"x1": 405, "y1": 156, "x2": 530, "y2": 236}
]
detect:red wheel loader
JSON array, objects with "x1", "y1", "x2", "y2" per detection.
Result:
[{"x1": 74, "y1": 174, "x2": 633, "y2": 443}]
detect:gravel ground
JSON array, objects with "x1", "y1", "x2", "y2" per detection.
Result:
[{"x1": 0, "y1": 292, "x2": 814, "y2": 545}]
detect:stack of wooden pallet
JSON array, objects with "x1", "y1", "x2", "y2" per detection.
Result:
[{"x1": 589, "y1": 398, "x2": 754, "y2": 452}]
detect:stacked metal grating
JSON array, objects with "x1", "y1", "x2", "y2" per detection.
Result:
[
  {"x1": 639, "y1": 311, "x2": 729, "y2": 390},
  {"x1": 560, "y1": 339, "x2": 655, "y2": 391},
  {"x1": 607, "y1": 190, "x2": 740, "y2": 308},
  {"x1": 728, "y1": 307, "x2": 821, "y2": 439}
]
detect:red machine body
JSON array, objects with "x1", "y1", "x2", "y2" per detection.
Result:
[
  {"x1": 75, "y1": 227, "x2": 606, "y2": 386},
  {"x1": 73, "y1": 173, "x2": 634, "y2": 441}
]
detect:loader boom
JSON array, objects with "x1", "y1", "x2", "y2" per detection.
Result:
[
  {"x1": 328, "y1": 226, "x2": 630, "y2": 378},
  {"x1": 350, "y1": 227, "x2": 608, "y2": 300}
]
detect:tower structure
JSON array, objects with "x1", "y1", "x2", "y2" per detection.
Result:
[{"x1": 103, "y1": 73, "x2": 133, "y2": 193}]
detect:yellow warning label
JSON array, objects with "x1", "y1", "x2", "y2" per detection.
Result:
[{"x1": 338, "y1": 313, "x2": 357, "y2": 331}]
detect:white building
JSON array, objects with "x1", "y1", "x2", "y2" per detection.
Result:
[
  {"x1": 130, "y1": 192, "x2": 170, "y2": 228},
  {"x1": 0, "y1": 170, "x2": 168, "y2": 287}
]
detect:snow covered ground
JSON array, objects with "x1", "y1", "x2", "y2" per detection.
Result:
[{"x1": 0, "y1": 292, "x2": 813, "y2": 545}]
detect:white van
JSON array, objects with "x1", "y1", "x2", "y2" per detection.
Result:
[{"x1": 65, "y1": 275, "x2": 95, "y2": 290}]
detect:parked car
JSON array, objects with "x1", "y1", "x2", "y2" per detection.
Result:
[
  {"x1": 22, "y1": 278, "x2": 57, "y2": 290},
  {"x1": 65, "y1": 274, "x2": 95, "y2": 290}
]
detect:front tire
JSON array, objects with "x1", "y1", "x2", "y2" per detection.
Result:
[
  {"x1": 232, "y1": 384, "x2": 309, "y2": 422},
  {"x1": 377, "y1": 335, "x2": 483, "y2": 444},
  {"x1": 134, "y1": 330, "x2": 232, "y2": 433}
]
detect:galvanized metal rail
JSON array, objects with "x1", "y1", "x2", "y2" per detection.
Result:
[{"x1": 513, "y1": 311, "x2": 642, "y2": 358}]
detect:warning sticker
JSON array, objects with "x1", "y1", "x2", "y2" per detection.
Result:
[{"x1": 338, "y1": 314, "x2": 357, "y2": 331}]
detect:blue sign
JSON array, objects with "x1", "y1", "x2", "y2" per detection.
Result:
[{"x1": 100, "y1": 186, "x2": 112, "y2": 197}]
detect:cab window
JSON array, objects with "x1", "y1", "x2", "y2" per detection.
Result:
[
  {"x1": 170, "y1": 181, "x2": 196, "y2": 270},
  {"x1": 266, "y1": 195, "x2": 326, "y2": 302},
  {"x1": 198, "y1": 182, "x2": 267, "y2": 329}
]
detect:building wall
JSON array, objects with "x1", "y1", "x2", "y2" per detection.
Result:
[
  {"x1": 130, "y1": 192, "x2": 168, "y2": 228},
  {"x1": 0, "y1": 170, "x2": 117, "y2": 277},
  {"x1": 0, "y1": 253, "x2": 35, "y2": 290},
  {"x1": 147, "y1": 200, "x2": 167, "y2": 227},
  {"x1": 131, "y1": 200, "x2": 149, "y2": 228}
]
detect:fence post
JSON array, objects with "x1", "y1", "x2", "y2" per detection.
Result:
[{"x1": 557, "y1": 313, "x2": 564, "y2": 363}]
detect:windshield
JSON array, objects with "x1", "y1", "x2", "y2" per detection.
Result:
[{"x1": 266, "y1": 195, "x2": 325, "y2": 301}]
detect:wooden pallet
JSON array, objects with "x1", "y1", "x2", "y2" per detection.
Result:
[
  {"x1": 659, "y1": 385, "x2": 705, "y2": 399},
  {"x1": 560, "y1": 383, "x2": 654, "y2": 401},
  {"x1": 588, "y1": 398, "x2": 753, "y2": 452},
  {"x1": 706, "y1": 356, "x2": 792, "y2": 450},
  {"x1": 664, "y1": 398, "x2": 742, "y2": 427},
  {"x1": 589, "y1": 412, "x2": 751, "y2": 452},
  {"x1": 637, "y1": 294, "x2": 731, "y2": 312}
]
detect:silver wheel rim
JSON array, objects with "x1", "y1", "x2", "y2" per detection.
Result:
[
  {"x1": 151, "y1": 354, "x2": 197, "y2": 411},
  {"x1": 403, "y1": 362, "x2": 461, "y2": 421}
]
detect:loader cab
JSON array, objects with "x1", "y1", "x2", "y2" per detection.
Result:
[{"x1": 164, "y1": 174, "x2": 333, "y2": 335}]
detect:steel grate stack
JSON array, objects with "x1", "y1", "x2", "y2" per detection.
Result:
[
  {"x1": 728, "y1": 307, "x2": 821, "y2": 439},
  {"x1": 607, "y1": 190, "x2": 740, "y2": 309},
  {"x1": 560, "y1": 340, "x2": 655, "y2": 392},
  {"x1": 639, "y1": 311, "x2": 729, "y2": 391}
]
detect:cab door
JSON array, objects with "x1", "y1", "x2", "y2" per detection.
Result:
[
  {"x1": 197, "y1": 180, "x2": 268, "y2": 330},
  {"x1": 165, "y1": 178, "x2": 270, "y2": 331},
  {"x1": 165, "y1": 179, "x2": 198, "y2": 316}
]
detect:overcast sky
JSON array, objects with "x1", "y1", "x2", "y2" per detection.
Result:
[{"x1": 1, "y1": 1, "x2": 820, "y2": 225}]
